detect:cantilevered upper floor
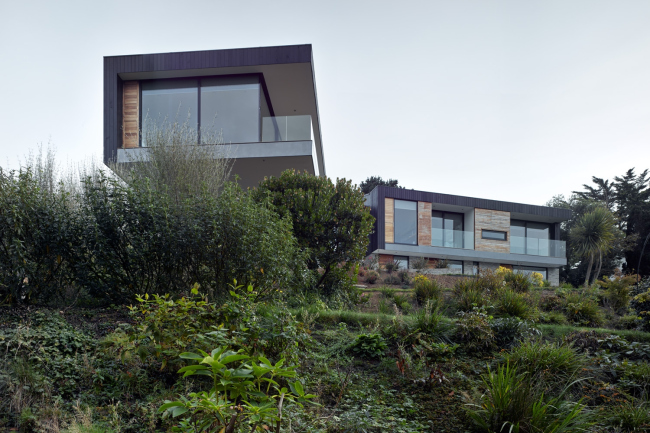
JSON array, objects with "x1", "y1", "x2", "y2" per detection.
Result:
[{"x1": 103, "y1": 44, "x2": 325, "y2": 189}]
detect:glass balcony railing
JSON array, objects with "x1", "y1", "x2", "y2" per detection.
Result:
[
  {"x1": 510, "y1": 236, "x2": 566, "y2": 258},
  {"x1": 262, "y1": 115, "x2": 312, "y2": 142},
  {"x1": 431, "y1": 229, "x2": 474, "y2": 250}
]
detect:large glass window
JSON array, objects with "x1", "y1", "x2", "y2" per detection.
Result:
[
  {"x1": 511, "y1": 220, "x2": 551, "y2": 256},
  {"x1": 141, "y1": 79, "x2": 198, "y2": 146},
  {"x1": 393, "y1": 256, "x2": 409, "y2": 270},
  {"x1": 431, "y1": 211, "x2": 464, "y2": 248},
  {"x1": 513, "y1": 266, "x2": 547, "y2": 280},
  {"x1": 394, "y1": 200, "x2": 417, "y2": 245},
  {"x1": 200, "y1": 77, "x2": 261, "y2": 144},
  {"x1": 447, "y1": 260, "x2": 463, "y2": 273}
]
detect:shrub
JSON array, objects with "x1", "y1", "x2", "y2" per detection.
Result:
[
  {"x1": 539, "y1": 311, "x2": 569, "y2": 325},
  {"x1": 397, "y1": 270, "x2": 411, "y2": 285},
  {"x1": 466, "y1": 363, "x2": 591, "y2": 433},
  {"x1": 455, "y1": 307, "x2": 495, "y2": 352},
  {"x1": 605, "y1": 400, "x2": 650, "y2": 432},
  {"x1": 365, "y1": 270, "x2": 379, "y2": 284},
  {"x1": 562, "y1": 290, "x2": 604, "y2": 327},
  {"x1": 413, "y1": 275, "x2": 442, "y2": 306},
  {"x1": 599, "y1": 274, "x2": 637, "y2": 312},
  {"x1": 490, "y1": 317, "x2": 540, "y2": 349},
  {"x1": 505, "y1": 340, "x2": 586, "y2": 391},
  {"x1": 349, "y1": 334, "x2": 388, "y2": 358},
  {"x1": 383, "y1": 275, "x2": 400, "y2": 285},
  {"x1": 357, "y1": 267, "x2": 367, "y2": 277},
  {"x1": 493, "y1": 288, "x2": 534, "y2": 320},
  {"x1": 453, "y1": 279, "x2": 489, "y2": 312},
  {"x1": 413, "y1": 299, "x2": 448, "y2": 337},
  {"x1": 384, "y1": 260, "x2": 401, "y2": 275},
  {"x1": 253, "y1": 170, "x2": 374, "y2": 295},
  {"x1": 160, "y1": 346, "x2": 315, "y2": 432},
  {"x1": 617, "y1": 361, "x2": 650, "y2": 398},
  {"x1": 410, "y1": 256, "x2": 429, "y2": 273},
  {"x1": 364, "y1": 254, "x2": 379, "y2": 271},
  {"x1": 631, "y1": 281, "x2": 650, "y2": 331},
  {"x1": 614, "y1": 314, "x2": 640, "y2": 330},
  {"x1": 504, "y1": 272, "x2": 533, "y2": 293},
  {"x1": 476, "y1": 269, "x2": 505, "y2": 292}
]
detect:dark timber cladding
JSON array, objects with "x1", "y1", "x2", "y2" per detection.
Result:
[{"x1": 103, "y1": 45, "x2": 315, "y2": 164}]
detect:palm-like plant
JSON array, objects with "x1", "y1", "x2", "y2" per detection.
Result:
[{"x1": 570, "y1": 207, "x2": 616, "y2": 287}]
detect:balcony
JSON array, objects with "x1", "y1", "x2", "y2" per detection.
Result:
[
  {"x1": 262, "y1": 115, "x2": 312, "y2": 142},
  {"x1": 432, "y1": 229, "x2": 474, "y2": 250},
  {"x1": 510, "y1": 236, "x2": 566, "y2": 258}
]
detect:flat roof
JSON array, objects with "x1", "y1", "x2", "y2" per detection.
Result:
[
  {"x1": 370, "y1": 186, "x2": 572, "y2": 222},
  {"x1": 103, "y1": 44, "x2": 325, "y2": 175}
]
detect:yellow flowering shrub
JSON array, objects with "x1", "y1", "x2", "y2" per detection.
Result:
[{"x1": 531, "y1": 272, "x2": 544, "y2": 286}]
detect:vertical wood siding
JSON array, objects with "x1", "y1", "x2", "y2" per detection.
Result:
[
  {"x1": 122, "y1": 81, "x2": 139, "y2": 148},
  {"x1": 385, "y1": 198, "x2": 394, "y2": 244}
]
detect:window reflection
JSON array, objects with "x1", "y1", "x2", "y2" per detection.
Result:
[{"x1": 395, "y1": 200, "x2": 417, "y2": 245}]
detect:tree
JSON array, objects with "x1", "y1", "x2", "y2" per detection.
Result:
[
  {"x1": 570, "y1": 207, "x2": 617, "y2": 287},
  {"x1": 253, "y1": 170, "x2": 374, "y2": 294},
  {"x1": 613, "y1": 169, "x2": 650, "y2": 275},
  {"x1": 360, "y1": 176, "x2": 403, "y2": 194},
  {"x1": 573, "y1": 176, "x2": 616, "y2": 211}
]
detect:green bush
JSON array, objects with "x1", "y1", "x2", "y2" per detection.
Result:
[
  {"x1": 453, "y1": 279, "x2": 489, "y2": 312},
  {"x1": 160, "y1": 346, "x2": 315, "y2": 432},
  {"x1": 504, "y1": 272, "x2": 533, "y2": 293},
  {"x1": 490, "y1": 317, "x2": 540, "y2": 349},
  {"x1": 493, "y1": 288, "x2": 534, "y2": 320},
  {"x1": 466, "y1": 363, "x2": 591, "y2": 433},
  {"x1": 562, "y1": 290, "x2": 604, "y2": 327},
  {"x1": 599, "y1": 274, "x2": 636, "y2": 312},
  {"x1": 413, "y1": 299, "x2": 449, "y2": 337},
  {"x1": 0, "y1": 169, "x2": 79, "y2": 305},
  {"x1": 617, "y1": 361, "x2": 650, "y2": 398},
  {"x1": 604, "y1": 400, "x2": 650, "y2": 432},
  {"x1": 253, "y1": 170, "x2": 374, "y2": 295},
  {"x1": 539, "y1": 311, "x2": 569, "y2": 325},
  {"x1": 397, "y1": 270, "x2": 411, "y2": 285},
  {"x1": 365, "y1": 270, "x2": 379, "y2": 284},
  {"x1": 631, "y1": 279, "x2": 650, "y2": 331},
  {"x1": 455, "y1": 307, "x2": 495, "y2": 352},
  {"x1": 413, "y1": 275, "x2": 442, "y2": 306},
  {"x1": 505, "y1": 340, "x2": 586, "y2": 391},
  {"x1": 349, "y1": 334, "x2": 388, "y2": 358}
]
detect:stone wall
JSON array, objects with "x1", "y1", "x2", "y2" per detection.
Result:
[{"x1": 474, "y1": 208, "x2": 510, "y2": 253}]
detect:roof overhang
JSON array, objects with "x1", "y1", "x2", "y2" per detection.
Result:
[{"x1": 104, "y1": 45, "x2": 325, "y2": 176}]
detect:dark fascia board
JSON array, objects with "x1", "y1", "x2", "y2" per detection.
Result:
[
  {"x1": 103, "y1": 44, "x2": 325, "y2": 175},
  {"x1": 373, "y1": 186, "x2": 572, "y2": 221}
]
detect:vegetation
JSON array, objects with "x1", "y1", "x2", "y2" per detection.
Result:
[
  {"x1": 254, "y1": 170, "x2": 373, "y2": 296},
  {"x1": 359, "y1": 176, "x2": 403, "y2": 194}
]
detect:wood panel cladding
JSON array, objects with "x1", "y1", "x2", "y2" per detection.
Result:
[
  {"x1": 378, "y1": 254, "x2": 394, "y2": 266},
  {"x1": 385, "y1": 198, "x2": 394, "y2": 243},
  {"x1": 474, "y1": 208, "x2": 510, "y2": 253},
  {"x1": 122, "y1": 81, "x2": 139, "y2": 148},
  {"x1": 417, "y1": 202, "x2": 432, "y2": 246}
]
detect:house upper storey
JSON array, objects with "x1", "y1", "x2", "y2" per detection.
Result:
[
  {"x1": 103, "y1": 44, "x2": 325, "y2": 188},
  {"x1": 366, "y1": 186, "x2": 572, "y2": 269}
]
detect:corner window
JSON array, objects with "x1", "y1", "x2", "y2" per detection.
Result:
[
  {"x1": 482, "y1": 230, "x2": 507, "y2": 241},
  {"x1": 394, "y1": 200, "x2": 417, "y2": 245}
]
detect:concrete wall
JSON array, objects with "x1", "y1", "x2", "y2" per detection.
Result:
[{"x1": 548, "y1": 268, "x2": 560, "y2": 287}]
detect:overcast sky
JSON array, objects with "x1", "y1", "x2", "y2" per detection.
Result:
[{"x1": 0, "y1": 0, "x2": 648, "y2": 206}]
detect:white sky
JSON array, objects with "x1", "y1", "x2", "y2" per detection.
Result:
[{"x1": 0, "y1": 0, "x2": 648, "y2": 206}]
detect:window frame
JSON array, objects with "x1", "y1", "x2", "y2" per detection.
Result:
[
  {"x1": 393, "y1": 199, "x2": 418, "y2": 246},
  {"x1": 481, "y1": 229, "x2": 507, "y2": 241}
]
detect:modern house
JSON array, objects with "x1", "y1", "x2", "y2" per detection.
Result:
[
  {"x1": 103, "y1": 44, "x2": 325, "y2": 189},
  {"x1": 365, "y1": 186, "x2": 572, "y2": 286}
]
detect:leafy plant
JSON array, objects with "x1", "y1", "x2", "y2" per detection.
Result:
[
  {"x1": 384, "y1": 260, "x2": 401, "y2": 275},
  {"x1": 466, "y1": 363, "x2": 591, "y2": 433},
  {"x1": 504, "y1": 272, "x2": 533, "y2": 293},
  {"x1": 349, "y1": 334, "x2": 388, "y2": 358},
  {"x1": 453, "y1": 279, "x2": 489, "y2": 312},
  {"x1": 561, "y1": 290, "x2": 604, "y2": 327},
  {"x1": 253, "y1": 170, "x2": 374, "y2": 295},
  {"x1": 493, "y1": 288, "x2": 534, "y2": 320},
  {"x1": 410, "y1": 257, "x2": 429, "y2": 273},
  {"x1": 397, "y1": 270, "x2": 411, "y2": 285},
  {"x1": 605, "y1": 400, "x2": 650, "y2": 432},
  {"x1": 159, "y1": 346, "x2": 315, "y2": 432},
  {"x1": 365, "y1": 270, "x2": 379, "y2": 284},
  {"x1": 455, "y1": 307, "x2": 495, "y2": 352},
  {"x1": 490, "y1": 318, "x2": 540, "y2": 349},
  {"x1": 599, "y1": 274, "x2": 637, "y2": 312},
  {"x1": 413, "y1": 275, "x2": 441, "y2": 306}
]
